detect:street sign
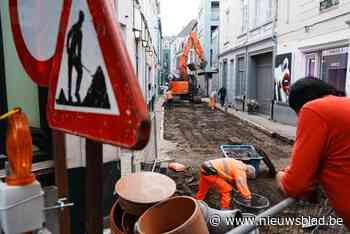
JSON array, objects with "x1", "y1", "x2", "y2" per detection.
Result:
[{"x1": 9, "y1": 0, "x2": 151, "y2": 149}]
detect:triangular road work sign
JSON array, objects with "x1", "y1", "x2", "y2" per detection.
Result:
[
  {"x1": 9, "y1": 0, "x2": 151, "y2": 149},
  {"x1": 54, "y1": 0, "x2": 119, "y2": 116}
]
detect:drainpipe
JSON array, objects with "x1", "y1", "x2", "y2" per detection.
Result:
[
  {"x1": 271, "y1": 0, "x2": 278, "y2": 121},
  {"x1": 244, "y1": 0, "x2": 250, "y2": 112}
]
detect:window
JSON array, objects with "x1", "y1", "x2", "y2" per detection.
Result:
[
  {"x1": 321, "y1": 47, "x2": 348, "y2": 92},
  {"x1": 320, "y1": 0, "x2": 340, "y2": 12},
  {"x1": 305, "y1": 53, "x2": 320, "y2": 77},
  {"x1": 240, "y1": 0, "x2": 248, "y2": 33},
  {"x1": 229, "y1": 59, "x2": 235, "y2": 102},
  {"x1": 304, "y1": 47, "x2": 348, "y2": 93},
  {"x1": 254, "y1": 0, "x2": 273, "y2": 27},
  {"x1": 236, "y1": 57, "x2": 246, "y2": 97},
  {"x1": 222, "y1": 61, "x2": 228, "y2": 89},
  {"x1": 224, "y1": 8, "x2": 230, "y2": 43},
  {"x1": 211, "y1": 1, "x2": 220, "y2": 21}
]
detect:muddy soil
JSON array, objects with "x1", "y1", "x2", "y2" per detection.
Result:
[{"x1": 163, "y1": 102, "x2": 346, "y2": 234}]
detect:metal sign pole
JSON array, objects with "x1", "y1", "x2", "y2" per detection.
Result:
[
  {"x1": 52, "y1": 130, "x2": 71, "y2": 234},
  {"x1": 85, "y1": 139, "x2": 103, "y2": 234}
]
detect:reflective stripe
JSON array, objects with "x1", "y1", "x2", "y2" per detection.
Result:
[
  {"x1": 221, "y1": 159, "x2": 233, "y2": 182},
  {"x1": 222, "y1": 159, "x2": 230, "y2": 176}
]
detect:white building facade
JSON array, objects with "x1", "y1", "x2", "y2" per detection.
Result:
[
  {"x1": 274, "y1": 0, "x2": 350, "y2": 124},
  {"x1": 219, "y1": 0, "x2": 275, "y2": 115}
]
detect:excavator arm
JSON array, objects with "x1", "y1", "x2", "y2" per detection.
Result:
[{"x1": 178, "y1": 32, "x2": 207, "y2": 80}]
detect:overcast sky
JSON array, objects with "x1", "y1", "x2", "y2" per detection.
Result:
[{"x1": 160, "y1": 0, "x2": 200, "y2": 36}]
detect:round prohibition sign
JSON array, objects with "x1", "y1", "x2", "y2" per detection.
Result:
[{"x1": 9, "y1": 0, "x2": 151, "y2": 149}]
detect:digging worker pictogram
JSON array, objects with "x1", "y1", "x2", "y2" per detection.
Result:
[
  {"x1": 196, "y1": 158, "x2": 256, "y2": 209},
  {"x1": 67, "y1": 10, "x2": 85, "y2": 104}
]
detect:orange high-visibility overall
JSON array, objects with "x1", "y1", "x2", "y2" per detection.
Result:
[
  {"x1": 196, "y1": 158, "x2": 252, "y2": 209},
  {"x1": 165, "y1": 90, "x2": 173, "y2": 101}
]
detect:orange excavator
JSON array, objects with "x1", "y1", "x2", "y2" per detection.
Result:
[{"x1": 170, "y1": 31, "x2": 207, "y2": 102}]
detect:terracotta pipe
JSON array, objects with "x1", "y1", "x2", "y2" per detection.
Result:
[
  {"x1": 109, "y1": 199, "x2": 125, "y2": 234},
  {"x1": 135, "y1": 196, "x2": 209, "y2": 234}
]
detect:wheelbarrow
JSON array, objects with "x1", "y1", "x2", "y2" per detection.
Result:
[{"x1": 220, "y1": 144, "x2": 276, "y2": 176}]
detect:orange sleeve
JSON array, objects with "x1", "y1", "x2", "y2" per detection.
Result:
[
  {"x1": 235, "y1": 170, "x2": 252, "y2": 200},
  {"x1": 281, "y1": 108, "x2": 328, "y2": 198}
]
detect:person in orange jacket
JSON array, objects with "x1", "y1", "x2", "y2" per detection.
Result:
[
  {"x1": 276, "y1": 78, "x2": 350, "y2": 229},
  {"x1": 196, "y1": 158, "x2": 256, "y2": 209},
  {"x1": 209, "y1": 90, "x2": 217, "y2": 111},
  {"x1": 163, "y1": 88, "x2": 174, "y2": 110}
]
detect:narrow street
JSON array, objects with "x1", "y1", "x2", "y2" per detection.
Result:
[
  {"x1": 164, "y1": 102, "x2": 291, "y2": 205},
  {"x1": 164, "y1": 102, "x2": 340, "y2": 234}
]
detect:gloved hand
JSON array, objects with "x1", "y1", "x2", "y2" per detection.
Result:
[{"x1": 242, "y1": 198, "x2": 252, "y2": 207}]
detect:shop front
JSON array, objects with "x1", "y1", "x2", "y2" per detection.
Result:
[{"x1": 305, "y1": 46, "x2": 348, "y2": 93}]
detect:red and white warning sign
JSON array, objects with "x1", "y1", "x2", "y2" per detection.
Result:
[{"x1": 9, "y1": 0, "x2": 151, "y2": 149}]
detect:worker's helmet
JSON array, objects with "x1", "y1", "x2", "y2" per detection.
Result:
[{"x1": 246, "y1": 165, "x2": 256, "y2": 179}]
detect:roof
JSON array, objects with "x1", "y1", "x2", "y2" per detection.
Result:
[{"x1": 177, "y1": 19, "x2": 197, "y2": 37}]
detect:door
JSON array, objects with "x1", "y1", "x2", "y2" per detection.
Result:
[{"x1": 255, "y1": 53, "x2": 273, "y2": 115}]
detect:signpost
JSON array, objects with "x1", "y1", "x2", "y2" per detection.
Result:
[{"x1": 9, "y1": 0, "x2": 151, "y2": 233}]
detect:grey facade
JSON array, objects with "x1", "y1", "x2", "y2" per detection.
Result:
[
  {"x1": 219, "y1": 0, "x2": 275, "y2": 115},
  {"x1": 197, "y1": 0, "x2": 220, "y2": 96}
]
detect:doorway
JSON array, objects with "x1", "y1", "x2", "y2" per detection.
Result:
[{"x1": 253, "y1": 52, "x2": 273, "y2": 115}]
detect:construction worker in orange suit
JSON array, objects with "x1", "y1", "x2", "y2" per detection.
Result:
[
  {"x1": 163, "y1": 88, "x2": 174, "y2": 110},
  {"x1": 196, "y1": 158, "x2": 256, "y2": 209}
]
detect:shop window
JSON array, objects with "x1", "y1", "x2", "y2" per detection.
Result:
[
  {"x1": 305, "y1": 53, "x2": 320, "y2": 77},
  {"x1": 321, "y1": 47, "x2": 348, "y2": 92}
]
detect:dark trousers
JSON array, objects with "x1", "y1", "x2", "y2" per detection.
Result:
[{"x1": 220, "y1": 98, "x2": 226, "y2": 107}]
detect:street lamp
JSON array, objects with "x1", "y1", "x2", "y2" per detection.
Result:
[
  {"x1": 142, "y1": 31, "x2": 149, "y2": 48},
  {"x1": 142, "y1": 39, "x2": 149, "y2": 48},
  {"x1": 133, "y1": 28, "x2": 142, "y2": 41}
]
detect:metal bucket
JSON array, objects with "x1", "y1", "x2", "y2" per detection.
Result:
[
  {"x1": 233, "y1": 192, "x2": 270, "y2": 214},
  {"x1": 135, "y1": 196, "x2": 209, "y2": 234}
]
